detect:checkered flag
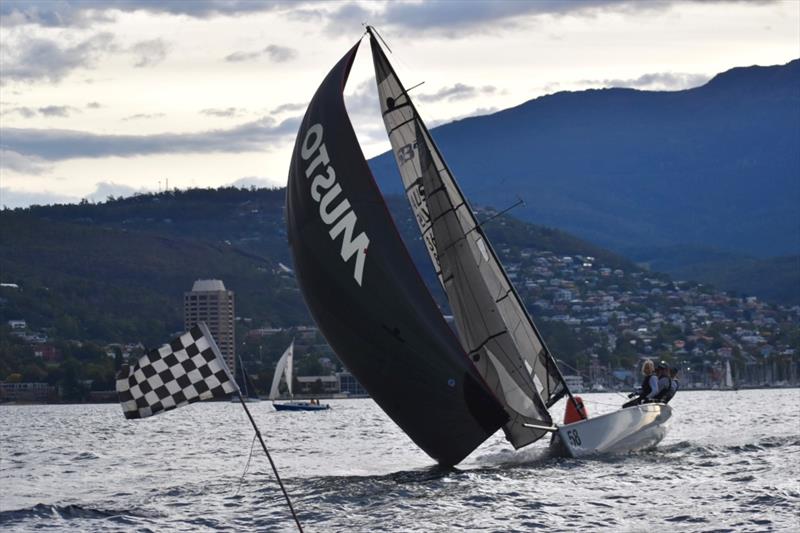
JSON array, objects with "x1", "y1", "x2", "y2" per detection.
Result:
[{"x1": 117, "y1": 322, "x2": 239, "y2": 419}]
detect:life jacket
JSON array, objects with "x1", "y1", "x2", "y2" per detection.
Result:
[
  {"x1": 654, "y1": 376, "x2": 672, "y2": 400},
  {"x1": 640, "y1": 374, "x2": 653, "y2": 398},
  {"x1": 663, "y1": 379, "x2": 679, "y2": 403}
]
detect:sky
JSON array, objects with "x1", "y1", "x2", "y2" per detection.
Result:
[{"x1": 1, "y1": 0, "x2": 798, "y2": 208}]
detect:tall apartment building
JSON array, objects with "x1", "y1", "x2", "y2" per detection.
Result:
[{"x1": 184, "y1": 279, "x2": 236, "y2": 375}]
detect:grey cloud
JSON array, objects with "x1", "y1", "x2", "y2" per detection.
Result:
[
  {"x1": 417, "y1": 83, "x2": 497, "y2": 103},
  {"x1": 1, "y1": 105, "x2": 81, "y2": 117},
  {"x1": 2, "y1": 115, "x2": 301, "y2": 161},
  {"x1": 2, "y1": 107, "x2": 37, "y2": 118},
  {"x1": 122, "y1": 113, "x2": 166, "y2": 121},
  {"x1": 200, "y1": 107, "x2": 243, "y2": 117},
  {"x1": 225, "y1": 50, "x2": 262, "y2": 63},
  {"x1": 427, "y1": 106, "x2": 498, "y2": 128},
  {"x1": 1, "y1": 32, "x2": 115, "y2": 84},
  {"x1": 270, "y1": 102, "x2": 306, "y2": 114},
  {"x1": 227, "y1": 176, "x2": 275, "y2": 189},
  {"x1": 39, "y1": 105, "x2": 81, "y2": 117},
  {"x1": 0, "y1": 187, "x2": 80, "y2": 209},
  {"x1": 264, "y1": 45, "x2": 296, "y2": 63},
  {"x1": 130, "y1": 38, "x2": 169, "y2": 67},
  {"x1": 323, "y1": 0, "x2": 757, "y2": 36},
  {"x1": 85, "y1": 181, "x2": 147, "y2": 202},
  {"x1": 0, "y1": 1, "x2": 295, "y2": 28},
  {"x1": 86, "y1": 101, "x2": 102, "y2": 108},
  {"x1": 224, "y1": 44, "x2": 297, "y2": 63},
  {"x1": 583, "y1": 72, "x2": 711, "y2": 90},
  {"x1": 0, "y1": 150, "x2": 51, "y2": 174}
]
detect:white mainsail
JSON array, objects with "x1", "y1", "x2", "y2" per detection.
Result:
[
  {"x1": 369, "y1": 37, "x2": 567, "y2": 448},
  {"x1": 724, "y1": 360, "x2": 734, "y2": 389},
  {"x1": 269, "y1": 341, "x2": 294, "y2": 400}
]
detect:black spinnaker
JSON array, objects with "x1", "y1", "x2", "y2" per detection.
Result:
[{"x1": 286, "y1": 40, "x2": 508, "y2": 466}]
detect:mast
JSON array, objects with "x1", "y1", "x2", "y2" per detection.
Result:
[{"x1": 366, "y1": 27, "x2": 585, "y2": 426}]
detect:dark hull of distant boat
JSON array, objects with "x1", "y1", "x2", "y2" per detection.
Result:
[{"x1": 273, "y1": 401, "x2": 330, "y2": 412}]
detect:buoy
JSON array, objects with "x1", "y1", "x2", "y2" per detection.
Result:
[{"x1": 564, "y1": 396, "x2": 588, "y2": 424}]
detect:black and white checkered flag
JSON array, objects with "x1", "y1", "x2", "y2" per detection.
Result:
[{"x1": 117, "y1": 322, "x2": 239, "y2": 419}]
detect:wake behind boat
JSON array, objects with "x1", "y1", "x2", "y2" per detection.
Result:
[
  {"x1": 269, "y1": 341, "x2": 330, "y2": 412},
  {"x1": 285, "y1": 26, "x2": 671, "y2": 464}
]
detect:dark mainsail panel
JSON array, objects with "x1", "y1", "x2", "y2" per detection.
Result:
[
  {"x1": 286, "y1": 41, "x2": 508, "y2": 466},
  {"x1": 369, "y1": 32, "x2": 568, "y2": 448}
]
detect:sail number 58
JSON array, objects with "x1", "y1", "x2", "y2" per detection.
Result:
[{"x1": 566, "y1": 429, "x2": 582, "y2": 447}]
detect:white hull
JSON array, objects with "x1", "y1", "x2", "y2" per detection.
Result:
[{"x1": 550, "y1": 404, "x2": 672, "y2": 458}]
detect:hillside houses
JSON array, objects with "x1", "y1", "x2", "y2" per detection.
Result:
[{"x1": 506, "y1": 248, "x2": 799, "y2": 389}]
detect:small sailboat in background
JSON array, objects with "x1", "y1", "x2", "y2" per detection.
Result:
[
  {"x1": 270, "y1": 341, "x2": 330, "y2": 412},
  {"x1": 285, "y1": 26, "x2": 670, "y2": 464},
  {"x1": 723, "y1": 360, "x2": 735, "y2": 390}
]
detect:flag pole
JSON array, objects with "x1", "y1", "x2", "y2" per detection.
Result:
[{"x1": 236, "y1": 391, "x2": 304, "y2": 533}]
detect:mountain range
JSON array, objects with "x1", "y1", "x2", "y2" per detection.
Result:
[
  {"x1": 0, "y1": 188, "x2": 636, "y2": 345},
  {"x1": 368, "y1": 58, "x2": 800, "y2": 293}
]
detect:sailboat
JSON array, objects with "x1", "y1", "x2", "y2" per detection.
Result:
[
  {"x1": 723, "y1": 360, "x2": 734, "y2": 389},
  {"x1": 285, "y1": 27, "x2": 671, "y2": 465},
  {"x1": 270, "y1": 341, "x2": 330, "y2": 412}
]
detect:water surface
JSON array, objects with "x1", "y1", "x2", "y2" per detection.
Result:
[{"x1": 2, "y1": 389, "x2": 799, "y2": 531}]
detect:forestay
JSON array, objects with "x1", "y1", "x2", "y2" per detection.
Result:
[{"x1": 369, "y1": 33, "x2": 567, "y2": 448}]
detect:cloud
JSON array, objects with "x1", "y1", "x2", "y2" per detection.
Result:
[
  {"x1": 227, "y1": 176, "x2": 275, "y2": 189},
  {"x1": 264, "y1": 44, "x2": 296, "y2": 63},
  {"x1": 225, "y1": 50, "x2": 262, "y2": 63},
  {"x1": 0, "y1": 1, "x2": 295, "y2": 28},
  {"x1": 1, "y1": 106, "x2": 37, "y2": 118},
  {"x1": 1, "y1": 105, "x2": 81, "y2": 118},
  {"x1": 84, "y1": 181, "x2": 148, "y2": 202},
  {"x1": 2, "y1": 115, "x2": 301, "y2": 161},
  {"x1": 224, "y1": 44, "x2": 297, "y2": 63},
  {"x1": 270, "y1": 102, "x2": 306, "y2": 114},
  {"x1": 427, "y1": 107, "x2": 499, "y2": 128},
  {"x1": 129, "y1": 38, "x2": 169, "y2": 67},
  {"x1": 86, "y1": 101, "x2": 102, "y2": 108},
  {"x1": 581, "y1": 72, "x2": 711, "y2": 90},
  {"x1": 320, "y1": 0, "x2": 762, "y2": 37},
  {"x1": 0, "y1": 187, "x2": 80, "y2": 209},
  {"x1": 122, "y1": 113, "x2": 166, "y2": 121},
  {"x1": 417, "y1": 83, "x2": 497, "y2": 103},
  {"x1": 39, "y1": 105, "x2": 81, "y2": 117},
  {"x1": 1, "y1": 32, "x2": 115, "y2": 84},
  {"x1": 200, "y1": 107, "x2": 244, "y2": 117},
  {"x1": 0, "y1": 149, "x2": 51, "y2": 174}
]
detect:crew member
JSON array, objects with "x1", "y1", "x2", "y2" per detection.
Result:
[
  {"x1": 663, "y1": 367, "x2": 680, "y2": 403},
  {"x1": 623, "y1": 359, "x2": 659, "y2": 408},
  {"x1": 653, "y1": 362, "x2": 671, "y2": 402}
]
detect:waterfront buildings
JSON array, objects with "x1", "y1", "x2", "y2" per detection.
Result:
[{"x1": 184, "y1": 279, "x2": 236, "y2": 375}]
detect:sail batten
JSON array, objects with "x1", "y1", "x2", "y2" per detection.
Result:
[{"x1": 369, "y1": 31, "x2": 570, "y2": 448}]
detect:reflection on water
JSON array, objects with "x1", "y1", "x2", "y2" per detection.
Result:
[{"x1": 1, "y1": 389, "x2": 799, "y2": 531}]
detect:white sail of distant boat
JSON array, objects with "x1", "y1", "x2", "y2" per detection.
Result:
[
  {"x1": 724, "y1": 360, "x2": 734, "y2": 389},
  {"x1": 269, "y1": 341, "x2": 294, "y2": 400},
  {"x1": 270, "y1": 340, "x2": 330, "y2": 412}
]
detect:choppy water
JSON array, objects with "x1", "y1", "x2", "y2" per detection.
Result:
[{"x1": 1, "y1": 389, "x2": 799, "y2": 532}]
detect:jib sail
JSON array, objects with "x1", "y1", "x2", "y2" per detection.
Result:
[
  {"x1": 368, "y1": 30, "x2": 568, "y2": 448},
  {"x1": 286, "y1": 41, "x2": 508, "y2": 466}
]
